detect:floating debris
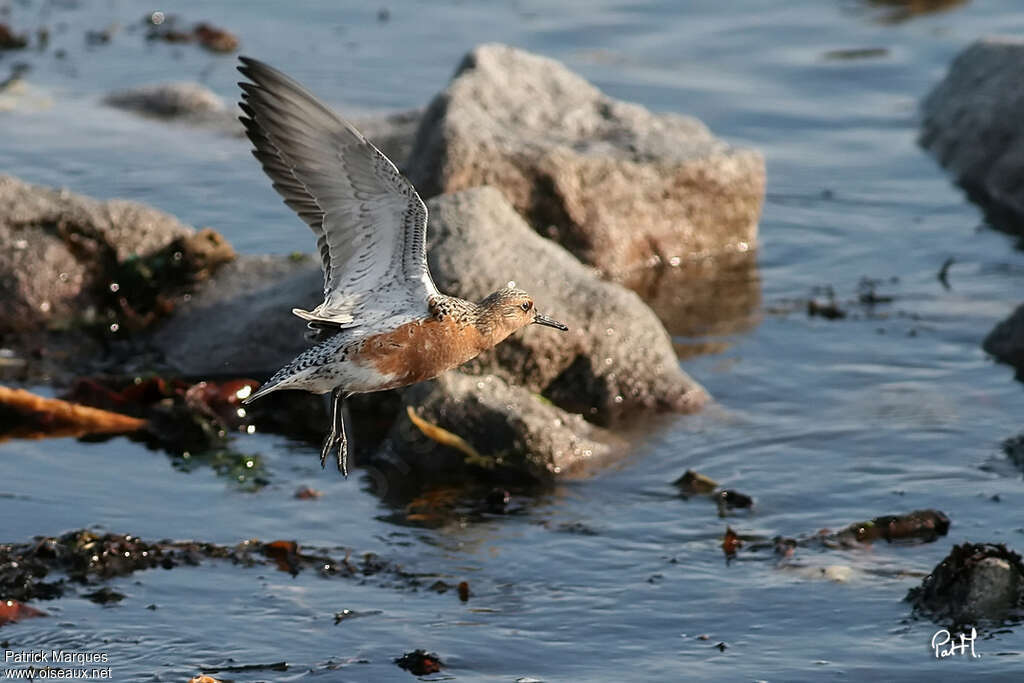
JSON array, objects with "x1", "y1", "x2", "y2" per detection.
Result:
[
  {"x1": 262, "y1": 540, "x2": 301, "y2": 576},
  {"x1": 193, "y1": 23, "x2": 239, "y2": 53},
  {"x1": 722, "y1": 526, "x2": 742, "y2": 562},
  {"x1": 823, "y1": 47, "x2": 889, "y2": 60},
  {"x1": 406, "y1": 405, "x2": 493, "y2": 469},
  {"x1": 395, "y1": 649, "x2": 443, "y2": 676},
  {"x1": 0, "y1": 24, "x2": 28, "y2": 50},
  {"x1": 834, "y1": 509, "x2": 950, "y2": 545},
  {"x1": 0, "y1": 385, "x2": 146, "y2": 442},
  {"x1": 0, "y1": 599, "x2": 46, "y2": 626},
  {"x1": 145, "y1": 14, "x2": 239, "y2": 54},
  {"x1": 716, "y1": 489, "x2": 753, "y2": 515},
  {"x1": 673, "y1": 469, "x2": 718, "y2": 495},
  {"x1": 334, "y1": 608, "x2": 382, "y2": 625},
  {"x1": 84, "y1": 587, "x2": 125, "y2": 604},
  {"x1": 294, "y1": 485, "x2": 323, "y2": 500}
]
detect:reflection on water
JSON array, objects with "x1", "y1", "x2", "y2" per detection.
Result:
[{"x1": 622, "y1": 250, "x2": 761, "y2": 339}]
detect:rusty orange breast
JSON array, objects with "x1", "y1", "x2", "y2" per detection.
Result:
[{"x1": 353, "y1": 317, "x2": 488, "y2": 389}]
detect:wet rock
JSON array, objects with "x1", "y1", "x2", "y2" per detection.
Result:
[
  {"x1": 0, "y1": 175, "x2": 234, "y2": 338},
  {"x1": 103, "y1": 82, "x2": 232, "y2": 125},
  {"x1": 907, "y1": 543, "x2": 1024, "y2": 625},
  {"x1": 376, "y1": 372, "x2": 618, "y2": 486},
  {"x1": 407, "y1": 43, "x2": 764, "y2": 278},
  {"x1": 983, "y1": 303, "x2": 1024, "y2": 374},
  {"x1": 426, "y1": 187, "x2": 709, "y2": 424},
  {"x1": 920, "y1": 37, "x2": 1024, "y2": 235},
  {"x1": 153, "y1": 254, "x2": 320, "y2": 376},
  {"x1": 352, "y1": 109, "x2": 422, "y2": 170}
]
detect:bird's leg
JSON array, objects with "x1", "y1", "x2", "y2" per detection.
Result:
[
  {"x1": 321, "y1": 387, "x2": 342, "y2": 469},
  {"x1": 335, "y1": 394, "x2": 349, "y2": 477},
  {"x1": 320, "y1": 388, "x2": 350, "y2": 477}
]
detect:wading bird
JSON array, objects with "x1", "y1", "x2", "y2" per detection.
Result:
[{"x1": 236, "y1": 57, "x2": 568, "y2": 476}]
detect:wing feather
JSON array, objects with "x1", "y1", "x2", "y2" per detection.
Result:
[{"x1": 237, "y1": 56, "x2": 437, "y2": 328}]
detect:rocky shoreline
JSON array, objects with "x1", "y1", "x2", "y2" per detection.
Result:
[{"x1": 1, "y1": 44, "x2": 759, "y2": 488}]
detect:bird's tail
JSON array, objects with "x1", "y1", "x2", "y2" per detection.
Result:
[{"x1": 242, "y1": 380, "x2": 280, "y2": 405}]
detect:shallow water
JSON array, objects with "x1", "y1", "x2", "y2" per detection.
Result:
[{"x1": 3, "y1": 0, "x2": 1024, "y2": 680}]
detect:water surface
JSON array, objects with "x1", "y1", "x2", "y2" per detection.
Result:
[{"x1": 2, "y1": 0, "x2": 1024, "y2": 680}]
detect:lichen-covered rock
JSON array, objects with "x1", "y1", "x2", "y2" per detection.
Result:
[
  {"x1": 920, "y1": 37, "x2": 1024, "y2": 233},
  {"x1": 0, "y1": 174, "x2": 234, "y2": 336},
  {"x1": 983, "y1": 303, "x2": 1024, "y2": 373},
  {"x1": 906, "y1": 543, "x2": 1024, "y2": 625},
  {"x1": 407, "y1": 43, "x2": 764, "y2": 278},
  {"x1": 426, "y1": 187, "x2": 709, "y2": 424},
  {"x1": 374, "y1": 372, "x2": 617, "y2": 486}
]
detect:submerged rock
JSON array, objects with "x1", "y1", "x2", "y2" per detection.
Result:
[
  {"x1": 0, "y1": 174, "x2": 234, "y2": 338},
  {"x1": 920, "y1": 37, "x2": 1024, "y2": 234},
  {"x1": 407, "y1": 43, "x2": 764, "y2": 278},
  {"x1": 983, "y1": 303, "x2": 1024, "y2": 375},
  {"x1": 374, "y1": 372, "x2": 617, "y2": 487},
  {"x1": 907, "y1": 542, "x2": 1024, "y2": 626}
]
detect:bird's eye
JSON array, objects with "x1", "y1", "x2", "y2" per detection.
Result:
[{"x1": 521, "y1": 301, "x2": 533, "y2": 312}]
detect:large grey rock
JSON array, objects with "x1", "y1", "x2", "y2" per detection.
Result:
[
  {"x1": 425, "y1": 187, "x2": 708, "y2": 424},
  {"x1": 154, "y1": 254, "x2": 320, "y2": 376},
  {"x1": 0, "y1": 174, "x2": 233, "y2": 336},
  {"x1": 907, "y1": 543, "x2": 1024, "y2": 625},
  {"x1": 921, "y1": 37, "x2": 1024, "y2": 232},
  {"x1": 373, "y1": 372, "x2": 618, "y2": 486},
  {"x1": 153, "y1": 187, "x2": 707, "y2": 424},
  {"x1": 407, "y1": 43, "x2": 764, "y2": 278},
  {"x1": 353, "y1": 109, "x2": 422, "y2": 172},
  {"x1": 983, "y1": 303, "x2": 1024, "y2": 373}
]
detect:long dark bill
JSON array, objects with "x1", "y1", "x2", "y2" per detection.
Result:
[{"x1": 533, "y1": 313, "x2": 569, "y2": 331}]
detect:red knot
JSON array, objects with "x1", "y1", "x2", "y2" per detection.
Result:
[{"x1": 236, "y1": 57, "x2": 568, "y2": 476}]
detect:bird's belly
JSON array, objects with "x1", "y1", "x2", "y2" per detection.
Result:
[{"x1": 353, "y1": 318, "x2": 484, "y2": 391}]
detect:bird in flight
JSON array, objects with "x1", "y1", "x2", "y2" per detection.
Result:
[{"x1": 236, "y1": 57, "x2": 568, "y2": 476}]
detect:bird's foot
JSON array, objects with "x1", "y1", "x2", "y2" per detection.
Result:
[{"x1": 320, "y1": 432, "x2": 349, "y2": 478}]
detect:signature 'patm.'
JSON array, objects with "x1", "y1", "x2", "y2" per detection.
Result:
[{"x1": 236, "y1": 57, "x2": 568, "y2": 476}]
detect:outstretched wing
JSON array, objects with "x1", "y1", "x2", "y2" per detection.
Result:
[{"x1": 237, "y1": 56, "x2": 437, "y2": 328}]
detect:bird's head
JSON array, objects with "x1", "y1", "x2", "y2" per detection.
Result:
[{"x1": 477, "y1": 281, "x2": 568, "y2": 343}]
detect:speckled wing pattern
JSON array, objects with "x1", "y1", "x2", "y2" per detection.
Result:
[{"x1": 237, "y1": 56, "x2": 438, "y2": 329}]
